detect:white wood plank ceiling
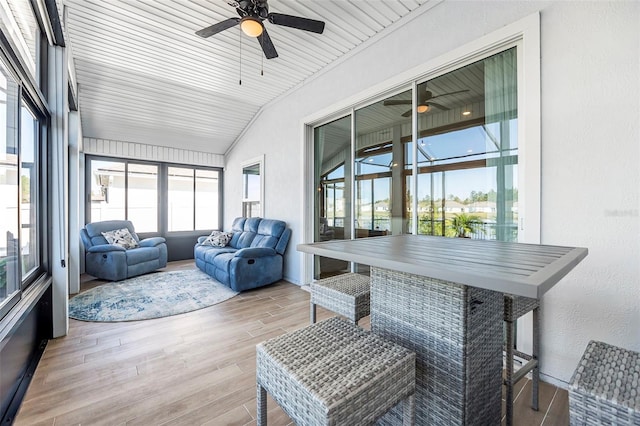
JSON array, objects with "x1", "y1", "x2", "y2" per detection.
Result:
[{"x1": 63, "y1": 0, "x2": 432, "y2": 154}]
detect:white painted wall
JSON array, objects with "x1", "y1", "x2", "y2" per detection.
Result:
[{"x1": 225, "y1": 1, "x2": 640, "y2": 386}]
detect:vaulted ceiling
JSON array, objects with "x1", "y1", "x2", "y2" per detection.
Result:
[{"x1": 64, "y1": 0, "x2": 433, "y2": 154}]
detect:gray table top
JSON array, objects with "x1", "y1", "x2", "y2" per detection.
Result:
[{"x1": 298, "y1": 234, "x2": 588, "y2": 299}]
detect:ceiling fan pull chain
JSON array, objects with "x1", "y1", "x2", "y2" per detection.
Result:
[
  {"x1": 239, "y1": 26, "x2": 242, "y2": 85},
  {"x1": 261, "y1": 38, "x2": 264, "y2": 76}
]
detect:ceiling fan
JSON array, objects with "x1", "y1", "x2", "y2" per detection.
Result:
[
  {"x1": 196, "y1": 0, "x2": 325, "y2": 59},
  {"x1": 383, "y1": 89, "x2": 470, "y2": 117}
]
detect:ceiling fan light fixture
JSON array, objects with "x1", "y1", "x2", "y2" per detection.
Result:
[
  {"x1": 240, "y1": 17, "x2": 263, "y2": 37},
  {"x1": 417, "y1": 104, "x2": 429, "y2": 114}
]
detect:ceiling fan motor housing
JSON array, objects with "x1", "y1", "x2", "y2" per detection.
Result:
[{"x1": 236, "y1": 0, "x2": 269, "y2": 20}]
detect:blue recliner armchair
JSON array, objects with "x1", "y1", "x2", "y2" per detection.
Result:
[
  {"x1": 194, "y1": 217, "x2": 291, "y2": 292},
  {"x1": 80, "y1": 220, "x2": 168, "y2": 281}
]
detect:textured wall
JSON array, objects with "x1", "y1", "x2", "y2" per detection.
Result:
[
  {"x1": 225, "y1": 1, "x2": 640, "y2": 385},
  {"x1": 535, "y1": 1, "x2": 639, "y2": 383}
]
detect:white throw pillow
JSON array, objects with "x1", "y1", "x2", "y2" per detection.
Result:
[
  {"x1": 202, "y1": 230, "x2": 234, "y2": 247},
  {"x1": 102, "y1": 228, "x2": 139, "y2": 249}
]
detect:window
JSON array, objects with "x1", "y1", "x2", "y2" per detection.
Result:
[
  {"x1": 88, "y1": 159, "x2": 159, "y2": 231},
  {"x1": 0, "y1": 60, "x2": 20, "y2": 316},
  {"x1": 168, "y1": 167, "x2": 195, "y2": 232},
  {"x1": 87, "y1": 157, "x2": 221, "y2": 234},
  {"x1": 20, "y1": 104, "x2": 40, "y2": 280},
  {"x1": 89, "y1": 159, "x2": 126, "y2": 221},
  {"x1": 167, "y1": 166, "x2": 220, "y2": 232},
  {"x1": 0, "y1": 0, "x2": 41, "y2": 83},
  {"x1": 195, "y1": 169, "x2": 220, "y2": 230},
  {"x1": 127, "y1": 163, "x2": 158, "y2": 232},
  {"x1": 0, "y1": 53, "x2": 46, "y2": 319},
  {"x1": 241, "y1": 156, "x2": 263, "y2": 218}
]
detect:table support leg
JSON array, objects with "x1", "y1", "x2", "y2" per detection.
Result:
[{"x1": 371, "y1": 267, "x2": 503, "y2": 425}]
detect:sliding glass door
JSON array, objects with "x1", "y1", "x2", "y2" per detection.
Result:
[
  {"x1": 313, "y1": 116, "x2": 351, "y2": 279},
  {"x1": 415, "y1": 48, "x2": 518, "y2": 241},
  {"x1": 311, "y1": 47, "x2": 519, "y2": 279}
]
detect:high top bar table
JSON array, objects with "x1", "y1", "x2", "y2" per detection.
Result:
[{"x1": 298, "y1": 234, "x2": 587, "y2": 425}]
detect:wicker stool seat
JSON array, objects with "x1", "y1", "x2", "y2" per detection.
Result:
[
  {"x1": 504, "y1": 294, "x2": 540, "y2": 426},
  {"x1": 256, "y1": 317, "x2": 416, "y2": 425},
  {"x1": 310, "y1": 273, "x2": 370, "y2": 325},
  {"x1": 569, "y1": 340, "x2": 640, "y2": 425}
]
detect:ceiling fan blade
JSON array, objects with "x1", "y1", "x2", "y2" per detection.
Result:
[
  {"x1": 257, "y1": 28, "x2": 278, "y2": 59},
  {"x1": 429, "y1": 89, "x2": 470, "y2": 100},
  {"x1": 427, "y1": 102, "x2": 450, "y2": 111},
  {"x1": 401, "y1": 109, "x2": 412, "y2": 118},
  {"x1": 196, "y1": 18, "x2": 240, "y2": 38},
  {"x1": 268, "y1": 13, "x2": 325, "y2": 34},
  {"x1": 383, "y1": 99, "x2": 412, "y2": 106}
]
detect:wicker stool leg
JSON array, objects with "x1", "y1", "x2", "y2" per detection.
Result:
[
  {"x1": 532, "y1": 305, "x2": 540, "y2": 411},
  {"x1": 257, "y1": 384, "x2": 267, "y2": 426},
  {"x1": 403, "y1": 393, "x2": 415, "y2": 426},
  {"x1": 505, "y1": 298, "x2": 515, "y2": 426},
  {"x1": 310, "y1": 302, "x2": 317, "y2": 324}
]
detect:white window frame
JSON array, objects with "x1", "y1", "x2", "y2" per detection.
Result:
[{"x1": 241, "y1": 155, "x2": 265, "y2": 218}]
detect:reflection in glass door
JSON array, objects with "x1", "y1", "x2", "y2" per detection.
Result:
[
  {"x1": 415, "y1": 48, "x2": 518, "y2": 242},
  {"x1": 313, "y1": 116, "x2": 351, "y2": 279},
  {"x1": 354, "y1": 88, "x2": 413, "y2": 238}
]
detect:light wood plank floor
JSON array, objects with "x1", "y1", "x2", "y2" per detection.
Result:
[{"x1": 14, "y1": 261, "x2": 569, "y2": 425}]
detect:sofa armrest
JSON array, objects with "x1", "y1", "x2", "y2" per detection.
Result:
[
  {"x1": 234, "y1": 247, "x2": 277, "y2": 258},
  {"x1": 139, "y1": 237, "x2": 166, "y2": 247},
  {"x1": 87, "y1": 244, "x2": 126, "y2": 253}
]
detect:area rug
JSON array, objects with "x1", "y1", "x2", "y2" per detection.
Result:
[{"x1": 69, "y1": 269, "x2": 238, "y2": 322}]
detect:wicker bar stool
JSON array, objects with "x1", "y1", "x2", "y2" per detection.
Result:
[
  {"x1": 569, "y1": 340, "x2": 640, "y2": 424},
  {"x1": 310, "y1": 272, "x2": 370, "y2": 325},
  {"x1": 256, "y1": 317, "x2": 416, "y2": 425},
  {"x1": 504, "y1": 294, "x2": 540, "y2": 426}
]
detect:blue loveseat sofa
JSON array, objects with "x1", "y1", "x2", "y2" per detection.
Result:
[
  {"x1": 194, "y1": 217, "x2": 291, "y2": 292},
  {"x1": 80, "y1": 220, "x2": 168, "y2": 281}
]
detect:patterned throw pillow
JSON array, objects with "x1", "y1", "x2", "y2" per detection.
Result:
[
  {"x1": 202, "y1": 230, "x2": 234, "y2": 247},
  {"x1": 102, "y1": 228, "x2": 139, "y2": 249}
]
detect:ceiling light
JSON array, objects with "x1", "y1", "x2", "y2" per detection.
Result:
[
  {"x1": 417, "y1": 105, "x2": 429, "y2": 114},
  {"x1": 240, "y1": 17, "x2": 263, "y2": 37},
  {"x1": 462, "y1": 110, "x2": 471, "y2": 116},
  {"x1": 462, "y1": 105, "x2": 472, "y2": 116}
]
